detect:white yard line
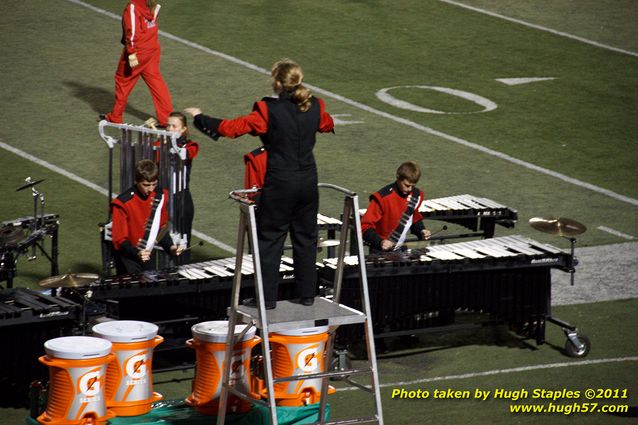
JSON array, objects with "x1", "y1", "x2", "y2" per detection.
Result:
[
  {"x1": 439, "y1": 0, "x2": 638, "y2": 58},
  {"x1": 338, "y1": 356, "x2": 638, "y2": 391},
  {"x1": 0, "y1": 140, "x2": 108, "y2": 197},
  {"x1": 0, "y1": 139, "x2": 236, "y2": 254},
  {"x1": 65, "y1": 0, "x2": 638, "y2": 208},
  {"x1": 597, "y1": 226, "x2": 635, "y2": 240}
]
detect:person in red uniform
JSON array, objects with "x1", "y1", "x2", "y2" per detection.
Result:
[
  {"x1": 185, "y1": 58, "x2": 334, "y2": 309},
  {"x1": 151, "y1": 112, "x2": 199, "y2": 262},
  {"x1": 111, "y1": 159, "x2": 183, "y2": 274},
  {"x1": 163, "y1": 112, "x2": 199, "y2": 263},
  {"x1": 362, "y1": 161, "x2": 432, "y2": 353},
  {"x1": 244, "y1": 146, "x2": 267, "y2": 191},
  {"x1": 362, "y1": 161, "x2": 432, "y2": 253},
  {"x1": 243, "y1": 146, "x2": 267, "y2": 202},
  {"x1": 102, "y1": 0, "x2": 173, "y2": 126}
]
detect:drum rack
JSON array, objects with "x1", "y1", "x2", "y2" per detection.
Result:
[{"x1": 219, "y1": 184, "x2": 384, "y2": 425}]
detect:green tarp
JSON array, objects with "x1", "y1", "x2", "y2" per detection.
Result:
[{"x1": 27, "y1": 399, "x2": 330, "y2": 425}]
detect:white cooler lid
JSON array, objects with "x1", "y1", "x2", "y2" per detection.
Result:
[
  {"x1": 44, "y1": 336, "x2": 112, "y2": 360},
  {"x1": 191, "y1": 321, "x2": 256, "y2": 343},
  {"x1": 274, "y1": 326, "x2": 329, "y2": 336},
  {"x1": 92, "y1": 320, "x2": 158, "y2": 343}
]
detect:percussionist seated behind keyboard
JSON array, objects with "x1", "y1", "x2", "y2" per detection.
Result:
[
  {"x1": 361, "y1": 161, "x2": 432, "y2": 254},
  {"x1": 111, "y1": 159, "x2": 184, "y2": 275}
]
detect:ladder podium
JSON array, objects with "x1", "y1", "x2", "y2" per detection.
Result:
[{"x1": 217, "y1": 183, "x2": 384, "y2": 425}]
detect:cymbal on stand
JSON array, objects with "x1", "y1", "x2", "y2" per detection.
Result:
[
  {"x1": 529, "y1": 217, "x2": 587, "y2": 237},
  {"x1": 16, "y1": 178, "x2": 46, "y2": 192},
  {"x1": 39, "y1": 273, "x2": 99, "y2": 288}
]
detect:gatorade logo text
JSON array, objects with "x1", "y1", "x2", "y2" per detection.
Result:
[
  {"x1": 125, "y1": 353, "x2": 148, "y2": 379},
  {"x1": 296, "y1": 344, "x2": 320, "y2": 373},
  {"x1": 229, "y1": 354, "x2": 245, "y2": 385},
  {"x1": 79, "y1": 369, "x2": 102, "y2": 397}
]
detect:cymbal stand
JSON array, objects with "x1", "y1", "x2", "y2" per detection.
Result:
[
  {"x1": 64, "y1": 287, "x2": 92, "y2": 335},
  {"x1": 564, "y1": 237, "x2": 577, "y2": 286},
  {"x1": 28, "y1": 184, "x2": 45, "y2": 261}
]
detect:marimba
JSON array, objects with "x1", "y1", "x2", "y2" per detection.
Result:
[
  {"x1": 319, "y1": 235, "x2": 575, "y2": 345},
  {"x1": 79, "y1": 255, "x2": 298, "y2": 326}
]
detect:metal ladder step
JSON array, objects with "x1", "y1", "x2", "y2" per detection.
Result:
[{"x1": 235, "y1": 297, "x2": 366, "y2": 332}]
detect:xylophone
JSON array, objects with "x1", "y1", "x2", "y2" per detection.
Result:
[
  {"x1": 88, "y1": 255, "x2": 295, "y2": 297},
  {"x1": 319, "y1": 235, "x2": 575, "y2": 345},
  {"x1": 419, "y1": 194, "x2": 518, "y2": 237},
  {"x1": 79, "y1": 255, "x2": 298, "y2": 323},
  {"x1": 358, "y1": 194, "x2": 517, "y2": 240}
]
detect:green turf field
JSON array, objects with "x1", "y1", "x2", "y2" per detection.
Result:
[{"x1": 1, "y1": 0, "x2": 637, "y2": 423}]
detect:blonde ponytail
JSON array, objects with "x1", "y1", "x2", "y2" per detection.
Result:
[
  {"x1": 291, "y1": 85, "x2": 312, "y2": 112},
  {"x1": 271, "y1": 58, "x2": 313, "y2": 112}
]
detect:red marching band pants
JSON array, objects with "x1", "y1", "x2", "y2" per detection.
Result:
[{"x1": 107, "y1": 47, "x2": 173, "y2": 125}]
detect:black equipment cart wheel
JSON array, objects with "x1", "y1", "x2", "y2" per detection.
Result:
[{"x1": 564, "y1": 333, "x2": 591, "y2": 358}]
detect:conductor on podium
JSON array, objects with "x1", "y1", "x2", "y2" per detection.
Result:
[{"x1": 185, "y1": 58, "x2": 335, "y2": 309}]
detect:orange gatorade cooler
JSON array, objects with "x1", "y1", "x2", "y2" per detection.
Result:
[
  {"x1": 185, "y1": 321, "x2": 261, "y2": 415},
  {"x1": 37, "y1": 336, "x2": 115, "y2": 425},
  {"x1": 91, "y1": 320, "x2": 163, "y2": 416},
  {"x1": 268, "y1": 326, "x2": 336, "y2": 406}
]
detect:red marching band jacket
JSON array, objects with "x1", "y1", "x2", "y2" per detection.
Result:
[
  {"x1": 244, "y1": 146, "x2": 267, "y2": 190},
  {"x1": 214, "y1": 98, "x2": 334, "y2": 140},
  {"x1": 111, "y1": 187, "x2": 170, "y2": 256},
  {"x1": 193, "y1": 94, "x2": 334, "y2": 197},
  {"x1": 361, "y1": 183, "x2": 426, "y2": 250},
  {"x1": 121, "y1": 0, "x2": 161, "y2": 54}
]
